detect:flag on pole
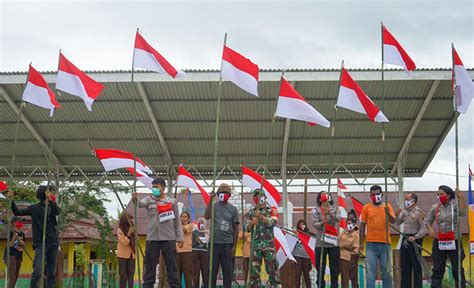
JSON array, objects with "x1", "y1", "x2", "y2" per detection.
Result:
[
  {"x1": 349, "y1": 195, "x2": 365, "y2": 220},
  {"x1": 452, "y1": 46, "x2": 473, "y2": 114},
  {"x1": 337, "y1": 67, "x2": 389, "y2": 122},
  {"x1": 126, "y1": 168, "x2": 153, "y2": 189},
  {"x1": 467, "y1": 165, "x2": 474, "y2": 254},
  {"x1": 56, "y1": 52, "x2": 104, "y2": 111},
  {"x1": 242, "y1": 167, "x2": 281, "y2": 207},
  {"x1": 382, "y1": 24, "x2": 416, "y2": 72},
  {"x1": 296, "y1": 230, "x2": 317, "y2": 267},
  {"x1": 221, "y1": 45, "x2": 259, "y2": 97},
  {"x1": 133, "y1": 31, "x2": 185, "y2": 78},
  {"x1": 337, "y1": 179, "x2": 348, "y2": 229},
  {"x1": 94, "y1": 148, "x2": 153, "y2": 174},
  {"x1": 274, "y1": 227, "x2": 296, "y2": 268},
  {"x1": 176, "y1": 165, "x2": 210, "y2": 205},
  {"x1": 0, "y1": 181, "x2": 7, "y2": 192},
  {"x1": 275, "y1": 77, "x2": 330, "y2": 127},
  {"x1": 22, "y1": 64, "x2": 60, "y2": 117}
]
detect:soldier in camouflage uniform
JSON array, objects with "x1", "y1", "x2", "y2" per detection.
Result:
[{"x1": 244, "y1": 189, "x2": 280, "y2": 288}]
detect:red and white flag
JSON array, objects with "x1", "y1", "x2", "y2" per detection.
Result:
[
  {"x1": 337, "y1": 179, "x2": 348, "y2": 229},
  {"x1": 337, "y1": 67, "x2": 389, "y2": 122},
  {"x1": 242, "y1": 167, "x2": 281, "y2": 207},
  {"x1": 382, "y1": 24, "x2": 416, "y2": 72},
  {"x1": 22, "y1": 64, "x2": 60, "y2": 117},
  {"x1": 94, "y1": 148, "x2": 153, "y2": 174},
  {"x1": 275, "y1": 77, "x2": 330, "y2": 127},
  {"x1": 452, "y1": 45, "x2": 473, "y2": 114},
  {"x1": 56, "y1": 52, "x2": 104, "y2": 111},
  {"x1": 349, "y1": 195, "x2": 365, "y2": 220},
  {"x1": 296, "y1": 230, "x2": 317, "y2": 267},
  {"x1": 127, "y1": 168, "x2": 154, "y2": 189},
  {"x1": 133, "y1": 31, "x2": 184, "y2": 78},
  {"x1": 221, "y1": 45, "x2": 259, "y2": 97},
  {"x1": 274, "y1": 227, "x2": 297, "y2": 268},
  {"x1": 176, "y1": 165, "x2": 210, "y2": 205}
]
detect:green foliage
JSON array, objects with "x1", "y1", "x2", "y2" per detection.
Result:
[{"x1": 74, "y1": 243, "x2": 87, "y2": 270}]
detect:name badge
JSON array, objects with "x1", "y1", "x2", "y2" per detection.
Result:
[
  {"x1": 157, "y1": 203, "x2": 175, "y2": 223},
  {"x1": 323, "y1": 224, "x2": 338, "y2": 246},
  {"x1": 438, "y1": 231, "x2": 456, "y2": 250}
]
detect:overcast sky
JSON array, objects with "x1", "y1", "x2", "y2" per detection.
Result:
[{"x1": 1, "y1": 0, "x2": 473, "y2": 216}]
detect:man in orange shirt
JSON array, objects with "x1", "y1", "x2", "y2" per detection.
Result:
[{"x1": 359, "y1": 185, "x2": 396, "y2": 288}]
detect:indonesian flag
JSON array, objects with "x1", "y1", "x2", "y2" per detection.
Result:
[
  {"x1": 382, "y1": 24, "x2": 416, "y2": 72},
  {"x1": 133, "y1": 31, "x2": 184, "y2": 78},
  {"x1": 274, "y1": 227, "x2": 296, "y2": 268},
  {"x1": 337, "y1": 67, "x2": 389, "y2": 122},
  {"x1": 22, "y1": 64, "x2": 60, "y2": 117},
  {"x1": 94, "y1": 149, "x2": 153, "y2": 174},
  {"x1": 337, "y1": 179, "x2": 348, "y2": 229},
  {"x1": 296, "y1": 230, "x2": 317, "y2": 267},
  {"x1": 275, "y1": 77, "x2": 330, "y2": 127},
  {"x1": 242, "y1": 167, "x2": 281, "y2": 207},
  {"x1": 452, "y1": 46, "x2": 473, "y2": 114},
  {"x1": 56, "y1": 52, "x2": 104, "y2": 111},
  {"x1": 221, "y1": 45, "x2": 259, "y2": 97},
  {"x1": 127, "y1": 168, "x2": 153, "y2": 189},
  {"x1": 176, "y1": 165, "x2": 210, "y2": 205},
  {"x1": 349, "y1": 195, "x2": 365, "y2": 220}
]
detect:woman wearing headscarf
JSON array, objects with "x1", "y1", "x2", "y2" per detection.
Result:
[
  {"x1": 117, "y1": 212, "x2": 136, "y2": 288},
  {"x1": 292, "y1": 219, "x2": 312, "y2": 288}
]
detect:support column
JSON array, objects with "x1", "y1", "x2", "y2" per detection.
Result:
[
  {"x1": 397, "y1": 157, "x2": 405, "y2": 206},
  {"x1": 68, "y1": 242, "x2": 75, "y2": 275}
]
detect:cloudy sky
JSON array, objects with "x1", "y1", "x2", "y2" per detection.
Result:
[{"x1": 1, "y1": 0, "x2": 473, "y2": 215}]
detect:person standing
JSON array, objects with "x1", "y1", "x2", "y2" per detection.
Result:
[
  {"x1": 359, "y1": 185, "x2": 396, "y2": 288},
  {"x1": 243, "y1": 189, "x2": 279, "y2": 288},
  {"x1": 204, "y1": 183, "x2": 239, "y2": 288},
  {"x1": 293, "y1": 219, "x2": 312, "y2": 288},
  {"x1": 395, "y1": 192, "x2": 426, "y2": 288},
  {"x1": 8, "y1": 185, "x2": 60, "y2": 288},
  {"x1": 238, "y1": 229, "x2": 251, "y2": 284},
  {"x1": 312, "y1": 190, "x2": 341, "y2": 288},
  {"x1": 3, "y1": 216, "x2": 25, "y2": 288},
  {"x1": 133, "y1": 178, "x2": 183, "y2": 288},
  {"x1": 425, "y1": 185, "x2": 467, "y2": 288},
  {"x1": 338, "y1": 217, "x2": 359, "y2": 288},
  {"x1": 117, "y1": 212, "x2": 136, "y2": 288},
  {"x1": 176, "y1": 211, "x2": 193, "y2": 288},
  {"x1": 192, "y1": 217, "x2": 209, "y2": 288}
]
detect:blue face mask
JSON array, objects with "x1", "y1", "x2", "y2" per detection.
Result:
[{"x1": 151, "y1": 187, "x2": 161, "y2": 197}]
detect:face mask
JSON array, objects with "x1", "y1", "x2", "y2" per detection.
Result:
[
  {"x1": 404, "y1": 199, "x2": 415, "y2": 208},
  {"x1": 151, "y1": 187, "x2": 161, "y2": 197},
  {"x1": 370, "y1": 194, "x2": 382, "y2": 204},
  {"x1": 199, "y1": 223, "x2": 205, "y2": 230},
  {"x1": 14, "y1": 221, "x2": 23, "y2": 229},
  {"x1": 438, "y1": 194, "x2": 449, "y2": 204},
  {"x1": 347, "y1": 223, "x2": 356, "y2": 231},
  {"x1": 218, "y1": 193, "x2": 230, "y2": 203},
  {"x1": 300, "y1": 224, "x2": 306, "y2": 230},
  {"x1": 320, "y1": 193, "x2": 328, "y2": 203}
]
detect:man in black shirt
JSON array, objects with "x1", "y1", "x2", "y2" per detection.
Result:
[
  {"x1": 3, "y1": 216, "x2": 25, "y2": 288},
  {"x1": 8, "y1": 185, "x2": 60, "y2": 288}
]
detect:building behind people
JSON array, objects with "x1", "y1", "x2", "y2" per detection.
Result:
[
  {"x1": 425, "y1": 185, "x2": 467, "y2": 288},
  {"x1": 204, "y1": 183, "x2": 239, "y2": 288},
  {"x1": 117, "y1": 212, "x2": 136, "y2": 288},
  {"x1": 359, "y1": 185, "x2": 396, "y2": 288},
  {"x1": 238, "y1": 228, "x2": 251, "y2": 285},
  {"x1": 312, "y1": 190, "x2": 341, "y2": 288},
  {"x1": 292, "y1": 219, "x2": 312, "y2": 288},
  {"x1": 133, "y1": 178, "x2": 183, "y2": 288},
  {"x1": 395, "y1": 192, "x2": 426, "y2": 288},
  {"x1": 3, "y1": 216, "x2": 25, "y2": 288},
  {"x1": 192, "y1": 217, "x2": 209, "y2": 288},
  {"x1": 176, "y1": 211, "x2": 193, "y2": 288},
  {"x1": 338, "y1": 216, "x2": 359, "y2": 288},
  {"x1": 8, "y1": 185, "x2": 60, "y2": 288}
]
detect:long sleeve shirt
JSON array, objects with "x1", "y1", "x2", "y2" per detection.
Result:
[
  {"x1": 338, "y1": 230, "x2": 359, "y2": 261},
  {"x1": 311, "y1": 203, "x2": 341, "y2": 248},
  {"x1": 138, "y1": 195, "x2": 183, "y2": 242},
  {"x1": 117, "y1": 228, "x2": 136, "y2": 259},
  {"x1": 396, "y1": 206, "x2": 426, "y2": 239},
  {"x1": 425, "y1": 199, "x2": 467, "y2": 240}
]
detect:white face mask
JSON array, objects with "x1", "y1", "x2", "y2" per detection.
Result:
[
  {"x1": 198, "y1": 223, "x2": 205, "y2": 230},
  {"x1": 300, "y1": 224, "x2": 306, "y2": 230},
  {"x1": 347, "y1": 223, "x2": 356, "y2": 231},
  {"x1": 404, "y1": 199, "x2": 415, "y2": 208},
  {"x1": 372, "y1": 194, "x2": 383, "y2": 204}
]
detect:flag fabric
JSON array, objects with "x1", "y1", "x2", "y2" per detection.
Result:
[
  {"x1": 0, "y1": 181, "x2": 7, "y2": 192},
  {"x1": 242, "y1": 167, "x2": 281, "y2": 207},
  {"x1": 126, "y1": 168, "x2": 153, "y2": 189},
  {"x1": 133, "y1": 31, "x2": 184, "y2": 78},
  {"x1": 452, "y1": 46, "x2": 473, "y2": 114},
  {"x1": 337, "y1": 179, "x2": 348, "y2": 229},
  {"x1": 94, "y1": 149, "x2": 153, "y2": 174},
  {"x1": 176, "y1": 165, "x2": 210, "y2": 205},
  {"x1": 56, "y1": 52, "x2": 104, "y2": 111},
  {"x1": 274, "y1": 227, "x2": 296, "y2": 269},
  {"x1": 296, "y1": 230, "x2": 317, "y2": 267},
  {"x1": 22, "y1": 65, "x2": 60, "y2": 117},
  {"x1": 221, "y1": 45, "x2": 259, "y2": 97},
  {"x1": 337, "y1": 67, "x2": 389, "y2": 122},
  {"x1": 382, "y1": 24, "x2": 416, "y2": 72},
  {"x1": 468, "y1": 166, "x2": 474, "y2": 254},
  {"x1": 275, "y1": 77, "x2": 330, "y2": 127},
  {"x1": 349, "y1": 195, "x2": 365, "y2": 220}
]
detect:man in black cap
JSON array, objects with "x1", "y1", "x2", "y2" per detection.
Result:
[{"x1": 204, "y1": 183, "x2": 239, "y2": 288}]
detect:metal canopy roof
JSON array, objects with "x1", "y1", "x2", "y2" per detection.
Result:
[{"x1": 0, "y1": 68, "x2": 469, "y2": 180}]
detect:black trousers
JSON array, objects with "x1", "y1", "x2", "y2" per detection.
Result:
[
  {"x1": 119, "y1": 256, "x2": 136, "y2": 288},
  {"x1": 431, "y1": 239, "x2": 466, "y2": 288},
  {"x1": 30, "y1": 245, "x2": 58, "y2": 288},
  {"x1": 314, "y1": 246, "x2": 340, "y2": 288},
  {"x1": 209, "y1": 243, "x2": 234, "y2": 288},
  {"x1": 400, "y1": 237, "x2": 423, "y2": 288},
  {"x1": 143, "y1": 240, "x2": 179, "y2": 288}
]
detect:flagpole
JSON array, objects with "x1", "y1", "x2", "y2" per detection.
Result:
[{"x1": 208, "y1": 32, "x2": 227, "y2": 288}]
